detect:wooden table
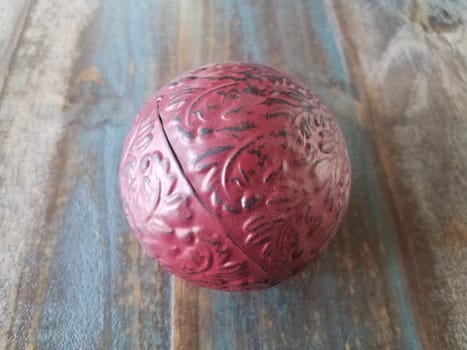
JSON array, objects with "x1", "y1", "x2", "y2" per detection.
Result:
[{"x1": 1, "y1": 1, "x2": 466, "y2": 349}]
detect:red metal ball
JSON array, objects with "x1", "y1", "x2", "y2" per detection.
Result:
[{"x1": 119, "y1": 62, "x2": 351, "y2": 291}]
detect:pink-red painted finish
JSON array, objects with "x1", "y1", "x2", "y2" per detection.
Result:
[{"x1": 119, "y1": 63, "x2": 351, "y2": 290}]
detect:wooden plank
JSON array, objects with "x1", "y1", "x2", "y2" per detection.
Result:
[
  {"x1": 0, "y1": 0, "x2": 31, "y2": 95},
  {"x1": 332, "y1": 0, "x2": 467, "y2": 348},
  {"x1": 0, "y1": 1, "x2": 100, "y2": 347},
  {"x1": 0, "y1": 0, "x2": 178, "y2": 348}
]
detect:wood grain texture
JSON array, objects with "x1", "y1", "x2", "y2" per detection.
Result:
[
  {"x1": 0, "y1": 0, "x2": 174, "y2": 348},
  {"x1": 332, "y1": 1, "x2": 467, "y2": 348},
  {"x1": 0, "y1": 0, "x2": 32, "y2": 94},
  {"x1": 0, "y1": 0, "x2": 465, "y2": 349}
]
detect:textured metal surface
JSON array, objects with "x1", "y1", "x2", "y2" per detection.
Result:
[{"x1": 120, "y1": 63, "x2": 350, "y2": 290}]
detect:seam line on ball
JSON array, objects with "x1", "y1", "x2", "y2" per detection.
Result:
[
  {"x1": 157, "y1": 113, "x2": 272, "y2": 278},
  {"x1": 158, "y1": 113, "x2": 210, "y2": 213}
]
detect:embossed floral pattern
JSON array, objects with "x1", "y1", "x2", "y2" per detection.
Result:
[{"x1": 120, "y1": 63, "x2": 351, "y2": 290}]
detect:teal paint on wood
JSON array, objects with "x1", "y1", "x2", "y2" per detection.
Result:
[
  {"x1": 36, "y1": 179, "x2": 109, "y2": 349},
  {"x1": 36, "y1": 0, "x2": 172, "y2": 348},
  {"x1": 309, "y1": 1, "x2": 421, "y2": 349},
  {"x1": 306, "y1": 1, "x2": 349, "y2": 92},
  {"x1": 84, "y1": 0, "x2": 172, "y2": 347},
  {"x1": 236, "y1": 0, "x2": 263, "y2": 62},
  {"x1": 307, "y1": 3, "x2": 422, "y2": 349},
  {"x1": 354, "y1": 139, "x2": 423, "y2": 350}
]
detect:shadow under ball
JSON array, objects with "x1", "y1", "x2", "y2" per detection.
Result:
[{"x1": 119, "y1": 62, "x2": 351, "y2": 291}]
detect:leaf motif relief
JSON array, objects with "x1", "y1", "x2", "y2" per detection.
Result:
[
  {"x1": 217, "y1": 261, "x2": 249, "y2": 280},
  {"x1": 310, "y1": 157, "x2": 335, "y2": 194},
  {"x1": 266, "y1": 186, "x2": 304, "y2": 213},
  {"x1": 135, "y1": 151, "x2": 192, "y2": 235},
  {"x1": 131, "y1": 112, "x2": 155, "y2": 154},
  {"x1": 244, "y1": 215, "x2": 286, "y2": 246},
  {"x1": 122, "y1": 156, "x2": 138, "y2": 193},
  {"x1": 177, "y1": 235, "x2": 252, "y2": 284},
  {"x1": 216, "y1": 248, "x2": 232, "y2": 266},
  {"x1": 145, "y1": 217, "x2": 173, "y2": 234},
  {"x1": 187, "y1": 82, "x2": 239, "y2": 118},
  {"x1": 170, "y1": 244, "x2": 250, "y2": 287},
  {"x1": 187, "y1": 247, "x2": 214, "y2": 274},
  {"x1": 222, "y1": 260, "x2": 245, "y2": 270},
  {"x1": 318, "y1": 129, "x2": 336, "y2": 155},
  {"x1": 297, "y1": 112, "x2": 316, "y2": 139},
  {"x1": 196, "y1": 138, "x2": 275, "y2": 215},
  {"x1": 158, "y1": 244, "x2": 214, "y2": 276}
]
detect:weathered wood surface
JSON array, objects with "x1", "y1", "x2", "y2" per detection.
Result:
[
  {"x1": 0, "y1": 0, "x2": 466, "y2": 349},
  {"x1": 0, "y1": 0, "x2": 31, "y2": 94}
]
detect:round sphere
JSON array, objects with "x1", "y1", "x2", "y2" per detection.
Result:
[{"x1": 119, "y1": 62, "x2": 351, "y2": 291}]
